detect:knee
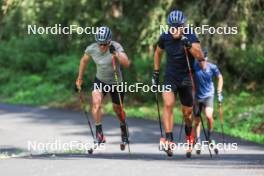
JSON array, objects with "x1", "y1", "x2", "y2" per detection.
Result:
[
  {"x1": 194, "y1": 118, "x2": 201, "y2": 126},
  {"x1": 163, "y1": 102, "x2": 174, "y2": 111},
  {"x1": 206, "y1": 115, "x2": 214, "y2": 122},
  {"x1": 182, "y1": 109, "x2": 192, "y2": 118},
  {"x1": 206, "y1": 115, "x2": 212, "y2": 119},
  {"x1": 112, "y1": 104, "x2": 121, "y2": 113},
  {"x1": 92, "y1": 100, "x2": 102, "y2": 112}
]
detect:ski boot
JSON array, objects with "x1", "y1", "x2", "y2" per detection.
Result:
[
  {"x1": 195, "y1": 137, "x2": 202, "y2": 155},
  {"x1": 120, "y1": 124, "x2": 129, "y2": 151},
  {"x1": 96, "y1": 131, "x2": 106, "y2": 144}
]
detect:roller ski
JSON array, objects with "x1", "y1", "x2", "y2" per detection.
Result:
[
  {"x1": 88, "y1": 131, "x2": 106, "y2": 154},
  {"x1": 209, "y1": 139, "x2": 219, "y2": 155},
  {"x1": 159, "y1": 138, "x2": 175, "y2": 157},
  {"x1": 120, "y1": 123, "x2": 130, "y2": 151},
  {"x1": 195, "y1": 137, "x2": 202, "y2": 155},
  {"x1": 186, "y1": 135, "x2": 195, "y2": 158}
]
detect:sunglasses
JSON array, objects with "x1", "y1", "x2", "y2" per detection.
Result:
[{"x1": 99, "y1": 42, "x2": 110, "y2": 46}]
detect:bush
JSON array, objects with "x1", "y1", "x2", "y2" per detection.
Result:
[
  {"x1": 0, "y1": 36, "x2": 58, "y2": 73},
  {"x1": 1, "y1": 74, "x2": 69, "y2": 105},
  {"x1": 226, "y1": 46, "x2": 264, "y2": 87},
  {"x1": 45, "y1": 54, "x2": 96, "y2": 89}
]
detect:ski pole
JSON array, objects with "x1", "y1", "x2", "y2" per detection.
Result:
[
  {"x1": 111, "y1": 54, "x2": 131, "y2": 153},
  {"x1": 154, "y1": 90, "x2": 164, "y2": 138},
  {"x1": 78, "y1": 89, "x2": 96, "y2": 142},
  {"x1": 183, "y1": 47, "x2": 212, "y2": 158},
  {"x1": 178, "y1": 118, "x2": 184, "y2": 141},
  {"x1": 200, "y1": 112, "x2": 213, "y2": 158},
  {"x1": 218, "y1": 103, "x2": 225, "y2": 143},
  {"x1": 184, "y1": 48, "x2": 195, "y2": 99}
]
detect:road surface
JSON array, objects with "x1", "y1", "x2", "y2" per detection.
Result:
[{"x1": 0, "y1": 104, "x2": 263, "y2": 176}]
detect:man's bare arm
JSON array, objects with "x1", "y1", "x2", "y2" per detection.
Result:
[
  {"x1": 189, "y1": 43, "x2": 204, "y2": 61},
  {"x1": 154, "y1": 46, "x2": 164, "y2": 71},
  {"x1": 77, "y1": 54, "x2": 91, "y2": 80},
  {"x1": 217, "y1": 74, "x2": 224, "y2": 93}
]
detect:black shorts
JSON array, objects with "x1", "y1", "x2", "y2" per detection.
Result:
[
  {"x1": 163, "y1": 75, "x2": 193, "y2": 107},
  {"x1": 92, "y1": 77, "x2": 124, "y2": 105},
  {"x1": 193, "y1": 96, "x2": 214, "y2": 117}
]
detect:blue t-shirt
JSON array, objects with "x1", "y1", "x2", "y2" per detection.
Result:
[
  {"x1": 157, "y1": 30, "x2": 199, "y2": 79},
  {"x1": 194, "y1": 61, "x2": 221, "y2": 99}
]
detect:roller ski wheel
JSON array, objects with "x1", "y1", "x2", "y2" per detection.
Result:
[
  {"x1": 88, "y1": 148, "x2": 94, "y2": 154},
  {"x1": 87, "y1": 144, "x2": 97, "y2": 155},
  {"x1": 196, "y1": 149, "x2": 201, "y2": 155},
  {"x1": 214, "y1": 148, "x2": 219, "y2": 155},
  {"x1": 120, "y1": 143, "x2": 126, "y2": 151},
  {"x1": 195, "y1": 139, "x2": 202, "y2": 155},
  {"x1": 166, "y1": 149, "x2": 173, "y2": 157},
  {"x1": 186, "y1": 144, "x2": 193, "y2": 158},
  {"x1": 186, "y1": 151, "x2": 192, "y2": 158},
  {"x1": 87, "y1": 141, "x2": 104, "y2": 154},
  {"x1": 120, "y1": 141, "x2": 129, "y2": 151}
]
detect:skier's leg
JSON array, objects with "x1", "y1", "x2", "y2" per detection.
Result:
[
  {"x1": 111, "y1": 91, "x2": 128, "y2": 143},
  {"x1": 204, "y1": 96, "x2": 214, "y2": 140},
  {"x1": 205, "y1": 104, "x2": 218, "y2": 154},
  {"x1": 193, "y1": 102, "x2": 204, "y2": 154},
  {"x1": 194, "y1": 116, "x2": 201, "y2": 141},
  {"x1": 92, "y1": 90, "x2": 103, "y2": 124},
  {"x1": 182, "y1": 106, "x2": 194, "y2": 139},
  {"x1": 178, "y1": 83, "x2": 195, "y2": 157},
  {"x1": 205, "y1": 107, "x2": 214, "y2": 140},
  {"x1": 162, "y1": 91, "x2": 175, "y2": 142},
  {"x1": 92, "y1": 90, "x2": 105, "y2": 143},
  {"x1": 194, "y1": 101, "x2": 203, "y2": 140}
]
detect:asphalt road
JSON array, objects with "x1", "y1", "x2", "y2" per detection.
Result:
[{"x1": 0, "y1": 103, "x2": 263, "y2": 176}]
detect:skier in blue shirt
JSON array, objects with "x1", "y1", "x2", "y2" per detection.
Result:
[{"x1": 193, "y1": 49, "x2": 224, "y2": 154}]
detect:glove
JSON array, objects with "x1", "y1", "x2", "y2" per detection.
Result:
[
  {"x1": 152, "y1": 70, "x2": 159, "y2": 86},
  {"x1": 217, "y1": 92, "x2": 223, "y2": 103},
  {"x1": 109, "y1": 44, "x2": 116, "y2": 54},
  {"x1": 75, "y1": 78, "x2": 83, "y2": 91},
  {"x1": 181, "y1": 35, "x2": 192, "y2": 49}
]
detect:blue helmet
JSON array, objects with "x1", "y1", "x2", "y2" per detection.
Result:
[
  {"x1": 167, "y1": 10, "x2": 186, "y2": 27},
  {"x1": 95, "y1": 26, "x2": 112, "y2": 44},
  {"x1": 202, "y1": 48, "x2": 208, "y2": 61}
]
